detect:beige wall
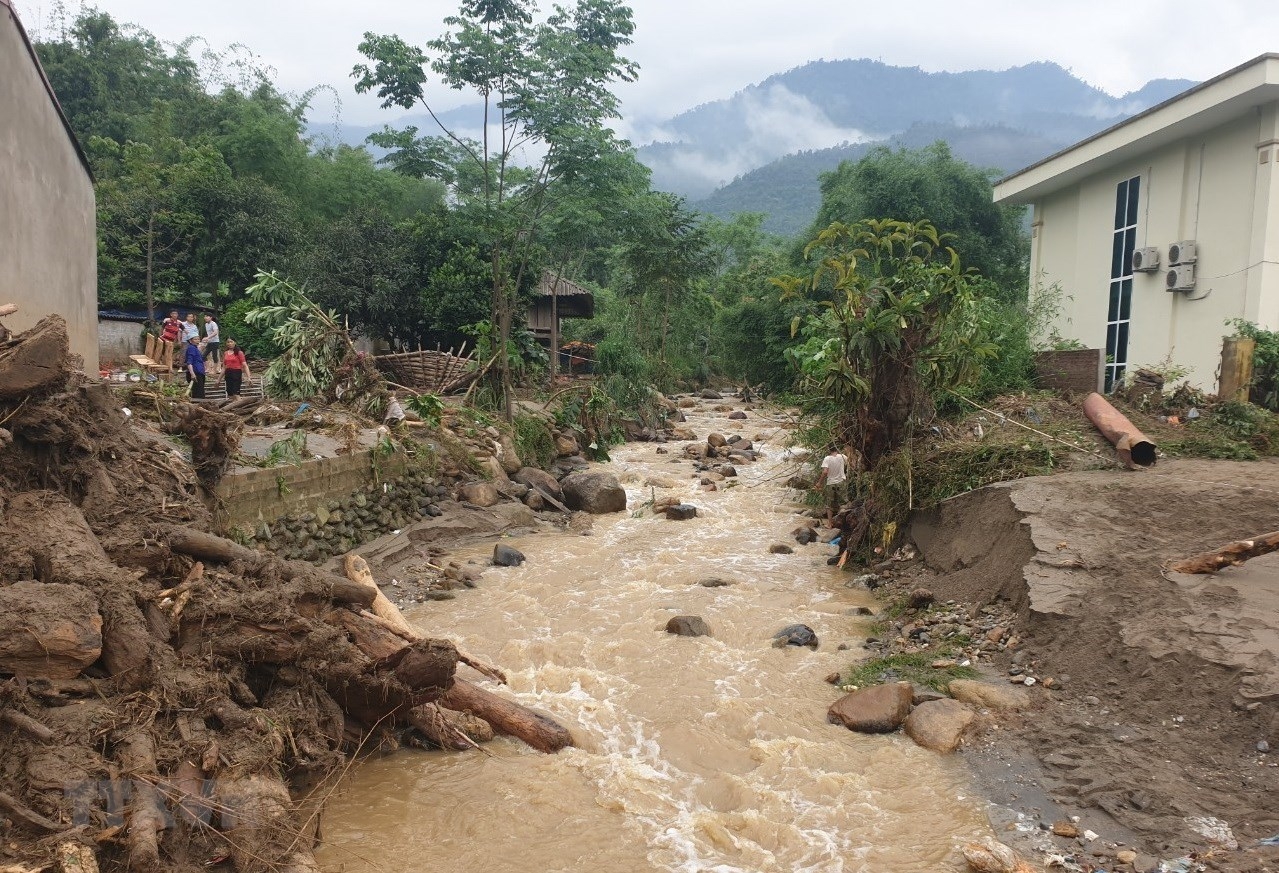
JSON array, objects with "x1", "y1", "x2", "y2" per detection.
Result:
[
  {"x1": 1030, "y1": 102, "x2": 1279, "y2": 390},
  {"x1": 1, "y1": 7, "x2": 98, "y2": 372}
]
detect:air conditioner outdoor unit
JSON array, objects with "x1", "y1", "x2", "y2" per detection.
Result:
[
  {"x1": 1132, "y1": 247, "x2": 1161, "y2": 272},
  {"x1": 1168, "y1": 240, "x2": 1198, "y2": 265},
  {"x1": 1166, "y1": 264, "x2": 1196, "y2": 292}
]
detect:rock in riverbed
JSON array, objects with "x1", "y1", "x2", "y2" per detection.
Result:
[
  {"x1": 493, "y1": 543, "x2": 526, "y2": 567},
  {"x1": 665, "y1": 615, "x2": 711, "y2": 637},
  {"x1": 904, "y1": 698, "x2": 975, "y2": 753},
  {"x1": 666, "y1": 504, "x2": 698, "y2": 521},
  {"x1": 513, "y1": 467, "x2": 562, "y2": 500},
  {"x1": 828, "y1": 682, "x2": 914, "y2": 733},
  {"x1": 772, "y1": 624, "x2": 818, "y2": 648},
  {"x1": 561, "y1": 472, "x2": 627, "y2": 514},
  {"x1": 947, "y1": 679, "x2": 1030, "y2": 711}
]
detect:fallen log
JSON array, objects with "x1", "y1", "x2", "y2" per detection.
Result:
[
  {"x1": 1169, "y1": 529, "x2": 1279, "y2": 574},
  {"x1": 114, "y1": 728, "x2": 164, "y2": 873},
  {"x1": 0, "y1": 790, "x2": 66, "y2": 833},
  {"x1": 1, "y1": 708, "x2": 55, "y2": 742},
  {"x1": 440, "y1": 678, "x2": 574, "y2": 753},
  {"x1": 160, "y1": 526, "x2": 375, "y2": 608},
  {"x1": 343, "y1": 554, "x2": 417, "y2": 637},
  {"x1": 216, "y1": 774, "x2": 322, "y2": 873},
  {"x1": 1083, "y1": 392, "x2": 1157, "y2": 468}
]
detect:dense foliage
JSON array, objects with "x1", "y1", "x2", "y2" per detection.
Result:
[
  {"x1": 40, "y1": 4, "x2": 1040, "y2": 436},
  {"x1": 809, "y1": 143, "x2": 1029, "y2": 299}
]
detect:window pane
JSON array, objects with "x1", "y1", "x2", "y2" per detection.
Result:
[
  {"x1": 1111, "y1": 232, "x2": 1124, "y2": 279},
  {"x1": 1116, "y1": 323, "x2": 1130, "y2": 365},
  {"x1": 1106, "y1": 323, "x2": 1118, "y2": 357},
  {"x1": 1105, "y1": 365, "x2": 1116, "y2": 394},
  {"x1": 1127, "y1": 177, "x2": 1141, "y2": 226},
  {"x1": 1123, "y1": 228, "x2": 1137, "y2": 276},
  {"x1": 1120, "y1": 280, "x2": 1132, "y2": 321},
  {"x1": 1115, "y1": 180, "x2": 1128, "y2": 229},
  {"x1": 1108, "y1": 282, "x2": 1121, "y2": 322}
]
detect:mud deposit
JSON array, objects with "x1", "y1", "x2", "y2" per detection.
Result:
[{"x1": 911, "y1": 460, "x2": 1279, "y2": 870}]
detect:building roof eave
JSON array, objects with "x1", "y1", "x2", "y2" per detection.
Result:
[{"x1": 994, "y1": 53, "x2": 1279, "y2": 206}]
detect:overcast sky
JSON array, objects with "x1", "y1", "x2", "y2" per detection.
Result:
[{"x1": 15, "y1": 0, "x2": 1279, "y2": 139}]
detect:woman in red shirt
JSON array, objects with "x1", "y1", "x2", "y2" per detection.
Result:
[
  {"x1": 222, "y1": 339, "x2": 251, "y2": 396},
  {"x1": 159, "y1": 310, "x2": 182, "y2": 343}
]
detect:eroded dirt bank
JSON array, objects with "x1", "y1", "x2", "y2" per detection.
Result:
[{"x1": 907, "y1": 460, "x2": 1279, "y2": 871}]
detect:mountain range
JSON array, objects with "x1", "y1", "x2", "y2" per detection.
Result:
[
  {"x1": 642, "y1": 59, "x2": 1194, "y2": 237},
  {"x1": 309, "y1": 59, "x2": 1196, "y2": 240}
]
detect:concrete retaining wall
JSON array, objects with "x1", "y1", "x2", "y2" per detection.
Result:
[{"x1": 215, "y1": 449, "x2": 410, "y2": 529}]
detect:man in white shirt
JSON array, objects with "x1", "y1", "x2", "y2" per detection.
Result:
[
  {"x1": 813, "y1": 447, "x2": 848, "y2": 527},
  {"x1": 202, "y1": 314, "x2": 221, "y2": 375}
]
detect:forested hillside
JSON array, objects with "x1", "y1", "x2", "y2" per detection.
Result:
[
  {"x1": 640, "y1": 58, "x2": 1194, "y2": 200},
  {"x1": 694, "y1": 123, "x2": 1064, "y2": 237}
]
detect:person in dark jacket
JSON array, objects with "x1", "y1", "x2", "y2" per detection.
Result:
[{"x1": 184, "y1": 335, "x2": 206, "y2": 398}]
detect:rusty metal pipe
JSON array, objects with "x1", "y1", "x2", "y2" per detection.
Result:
[{"x1": 1083, "y1": 392, "x2": 1157, "y2": 468}]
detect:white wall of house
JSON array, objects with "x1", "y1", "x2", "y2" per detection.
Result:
[
  {"x1": 0, "y1": 2, "x2": 98, "y2": 372},
  {"x1": 1029, "y1": 105, "x2": 1279, "y2": 390}
]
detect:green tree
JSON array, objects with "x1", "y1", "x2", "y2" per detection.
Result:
[
  {"x1": 91, "y1": 138, "x2": 226, "y2": 316},
  {"x1": 810, "y1": 143, "x2": 1028, "y2": 299},
  {"x1": 775, "y1": 218, "x2": 997, "y2": 468},
  {"x1": 352, "y1": 0, "x2": 639, "y2": 417}
]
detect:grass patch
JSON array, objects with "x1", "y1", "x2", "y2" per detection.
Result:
[
  {"x1": 842, "y1": 651, "x2": 979, "y2": 692},
  {"x1": 513, "y1": 414, "x2": 557, "y2": 470}
]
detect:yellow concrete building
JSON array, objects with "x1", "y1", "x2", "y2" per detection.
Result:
[{"x1": 995, "y1": 55, "x2": 1279, "y2": 393}]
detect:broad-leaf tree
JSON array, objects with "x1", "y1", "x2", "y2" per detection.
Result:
[
  {"x1": 774, "y1": 218, "x2": 997, "y2": 468},
  {"x1": 352, "y1": 0, "x2": 639, "y2": 417},
  {"x1": 811, "y1": 143, "x2": 1028, "y2": 300}
]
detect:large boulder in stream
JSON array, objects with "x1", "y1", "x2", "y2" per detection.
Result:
[
  {"x1": 828, "y1": 682, "x2": 914, "y2": 734},
  {"x1": 513, "y1": 467, "x2": 562, "y2": 501},
  {"x1": 458, "y1": 482, "x2": 500, "y2": 507},
  {"x1": 493, "y1": 543, "x2": 526, "y2": 567},
  {"x1": 561, "y1": 472, "x2": 627, "y2": 514},
  {"x1": 665, "y1": 615, "x2": 711, "y2": 637},
  {"x1": 772, "y1": 624, "x2": 818, "y2": 648}
]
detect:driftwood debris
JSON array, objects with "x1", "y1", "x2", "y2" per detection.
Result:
[
  {"x1": 0, "y1": 310, "x2": 574, "y2": 873},
  {"x1": 341, "y1": 553, "x2": 570, "y2": 751},
  {"x1": 440, "y1": 679, "x2": 575, "y2": 753},
  {"x1": 162, "y1": 525, "x2": 375, "y2": 607},
  {"x1": 1169, "y1": 530, "x2": 1279, "y2": 574}
]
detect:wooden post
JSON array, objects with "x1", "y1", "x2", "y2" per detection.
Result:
[{"x1": 1219, "y1": 336, "x2": 1255, "y2": 403}]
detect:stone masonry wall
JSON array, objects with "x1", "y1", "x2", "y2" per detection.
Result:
[
  {"x1": 214, "y1": 449, "x2": 410, "y2": 529},
  {"x1": 1034, "y1": 349, "x2": 1104, "y2": 395}
]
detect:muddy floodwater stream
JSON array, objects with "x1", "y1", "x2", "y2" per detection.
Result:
[{"x1": 315, "y1": 402, "x2": 990, "y2": 872}]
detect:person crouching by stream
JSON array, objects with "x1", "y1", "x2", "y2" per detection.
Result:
[
  {"x1": 828, "y1": 500, "x2": 872, "y2": 568},
  {"x1": 221, "y1": 339, "x2": 250, "y2": 396},
  {"x1": 184, "y1": 335, "x2": 206, "y2": 399}
]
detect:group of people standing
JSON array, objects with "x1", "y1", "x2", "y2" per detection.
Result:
[{"x1": 158, "y1": 311, "x2": 250, "y2": 399}]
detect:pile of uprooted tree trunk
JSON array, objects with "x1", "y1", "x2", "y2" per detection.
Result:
[{"x1": 0, "y1": 312, "x2": 571, "y2": 873}]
